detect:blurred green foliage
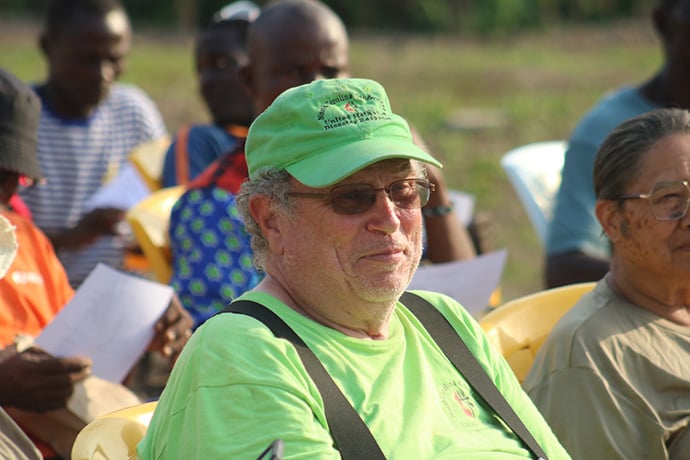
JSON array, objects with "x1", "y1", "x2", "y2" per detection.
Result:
[{"x1": 4, "y1": 0, "x2": 653, "y2": 34}]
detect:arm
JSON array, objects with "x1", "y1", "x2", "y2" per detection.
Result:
[
  {"x1": 422, "y1": 164, "x2": 476, "y2": 262},
  {"x1": 44, "y1": 207, "x2": 126, "y2": 251},
  {"x1": 409, "y1": 126, "x2": 476, "y2": 262},
  {"x1": 545, "y1": 250, "x2": 609, "y2": 288}
]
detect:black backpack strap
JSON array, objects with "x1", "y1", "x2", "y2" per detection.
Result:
[
  {"x1": 400, "y1": 291, "x2": 548, "y2": 460},
  {"x1": 222, "y1": 300, "x2": 386, "y2": 460}
]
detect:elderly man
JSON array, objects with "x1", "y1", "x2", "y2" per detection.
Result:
[
  {"x1": 525, "y1": 108, "x2": 690, "y2": 459},
  {"x1": 138, "y1": 78, "x2": 569, "y2": 459}
]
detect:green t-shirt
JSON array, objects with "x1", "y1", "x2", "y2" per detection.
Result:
[{"x1": 138, "y1": 290, "x2": 569, "y2": 459}]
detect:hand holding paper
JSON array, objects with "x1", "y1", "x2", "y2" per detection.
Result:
[{"x1": 35, "y1": 264, "x2": 176, "y2": 383}]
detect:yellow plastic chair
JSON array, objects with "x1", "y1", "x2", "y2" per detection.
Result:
[
  {"x1": 479, "y1": 282, "x2": 596, "y2": 382},
  {"x1": 126, "y1": 186, "x2": 185, "y2": 284},
  {"x1": 128, "y1": 136, "x2": 171, "y2": 192},
  {"x1": 71, "y1": 401, "x2": 157, "y2": 460}
]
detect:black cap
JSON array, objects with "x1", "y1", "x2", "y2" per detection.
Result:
[{"x1": 0, "y1": 68, "x2": 43, "y2": 180}]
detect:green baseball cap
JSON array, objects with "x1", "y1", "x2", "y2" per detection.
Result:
[{"x1": 245, "y1": 78, "x2": 443, "y2": 188}]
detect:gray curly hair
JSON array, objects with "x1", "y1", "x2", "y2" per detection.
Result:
[{"x1": 236, "y1": 168, "x2": 294, "y2": 271}]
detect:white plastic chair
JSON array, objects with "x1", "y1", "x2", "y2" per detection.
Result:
[{"x1": 500, "y1": 141, "x2": 567, "y2": 245}]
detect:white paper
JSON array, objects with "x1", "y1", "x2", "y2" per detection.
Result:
[
  {"x1": 83, "y1": 163, "x2": 151, "y2": 212},
  {"x1": 408, "y1": 249, "x2": 507, "y2": 318},
  {"x1": 35, "y1": 264, "x2": 174, "y2": 382}
]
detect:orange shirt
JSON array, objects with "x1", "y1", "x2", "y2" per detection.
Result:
[{"x1": 0, "y1": 211, "x2": 74, "y2": 346}]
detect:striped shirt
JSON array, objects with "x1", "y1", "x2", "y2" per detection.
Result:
[{"x1": 21, "y1": 83, "x2": 167, "y2": 287}]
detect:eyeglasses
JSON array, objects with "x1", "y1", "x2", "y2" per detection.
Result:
[
  {"x1": 288, "y1": 178, "x2": 435, "y2": 215},
  {"x1": 616, "y1": 180, "x2": 690, "y2": 221}
]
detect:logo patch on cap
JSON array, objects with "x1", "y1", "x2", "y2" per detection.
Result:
[{"x1": 316, "y1": 92, "x2": 392, "y2": 132}]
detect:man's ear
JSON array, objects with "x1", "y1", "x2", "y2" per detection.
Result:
[
  {"x1": 596, "y1": 199, "x2": 624, "y2": 243},
  {"x1": 249, "y1": 194, "x2": 285, "y2": 254}
]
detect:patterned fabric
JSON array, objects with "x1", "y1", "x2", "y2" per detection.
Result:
[
  {"x1": 22, "y1": 83, "x2": 167, "y2": 287},
  {"x1": 169, "y1": 186, "x2": 261, "y2": 327}
]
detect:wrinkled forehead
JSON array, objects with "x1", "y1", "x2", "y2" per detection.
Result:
[
  {"x1": 632, "y1": 133, "x2": 690, "y2": 186},
  {"x1": 342, "y1": 159, "x2": 421, "y2": 182}
]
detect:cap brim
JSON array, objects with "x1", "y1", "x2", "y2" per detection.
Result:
[{"x1": 286, "y1": 137, "x2": 443, "y2": 188}]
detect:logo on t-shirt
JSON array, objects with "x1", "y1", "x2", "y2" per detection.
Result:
[
  {"x1": 11, "y1": 271, "x2": 44, "y2": 286},
  {"x1": 440, "y1": 380, "x2": 477, "y2": 420}
]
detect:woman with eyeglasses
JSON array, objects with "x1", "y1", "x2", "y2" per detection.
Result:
[{"x1": 524, "y1": 107, "x2": 690, "y2": 460}]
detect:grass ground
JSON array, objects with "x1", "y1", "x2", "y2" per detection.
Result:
[{"x1": 0, "y1": 17, "x2": 661, "y2": 300}]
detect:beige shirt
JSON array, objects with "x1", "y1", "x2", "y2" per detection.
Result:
[
  {"x1": 523, "y1": 279, "x2": 690, "y2": 459},
  {"x1": 0, "y1": 407, "x2": 40, "y2": 460}
]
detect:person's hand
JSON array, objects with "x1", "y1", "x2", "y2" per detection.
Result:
[
  {"x1": 49, "y1": 207, "x2": 126, "y2": 250},
  {"x1": 0, "y1": 347, "x2": 92, "y2": 412},
  {"x1": 148, "y1": 295, "x2": 193, "y2": 363},
  {"x1": 75, "y1": 207, "x2": 127, "y2": 240}
]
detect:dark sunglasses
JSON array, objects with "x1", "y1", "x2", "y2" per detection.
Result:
[{"x1": 288, "y1": 178, "x2": 434, "y2": 215}]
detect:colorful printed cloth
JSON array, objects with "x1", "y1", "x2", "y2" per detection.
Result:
[{"x1": 169, "y1": 186, "x2": 262, "y2": 327}]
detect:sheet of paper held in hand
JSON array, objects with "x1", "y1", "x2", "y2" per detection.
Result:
[
  {"x1": 82, "y1": 163, "x2": 150, "y2": 212},
  {"x1": 408, "y1": 249, "x2": 508, "y2": 318},
  {"x1": 35, "y1": 263, "x2": 174, "y2": 383}
]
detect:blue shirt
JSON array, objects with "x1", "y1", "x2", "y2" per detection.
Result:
[
  {"x1": 161, "y1": 124, "x2": 240, "y2": 187},
  {"x1": 546, "y1": 87, "x2": 657, "y2": 257}
]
